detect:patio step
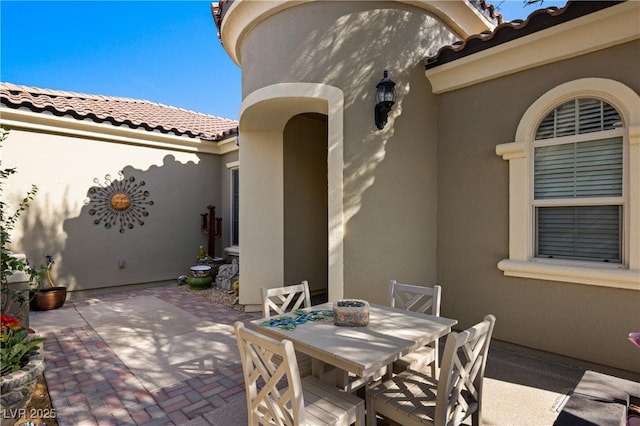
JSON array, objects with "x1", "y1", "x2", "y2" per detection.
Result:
[{"x1": 554, "y1": 370, "x2": 640, "y2": 426}]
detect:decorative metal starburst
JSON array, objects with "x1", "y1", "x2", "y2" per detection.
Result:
[{"x1": 85, "y1": 172, "x2": 154, "y2": 233}]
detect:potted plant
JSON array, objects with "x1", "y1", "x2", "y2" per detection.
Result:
[
  {"x1": 1, "y1": 128, "x2": 37, "y2": 324},
  {"x1": 0, "y1": 129, "x2": 47, "y2": 425},
  {"x1": 0, "y1": 314, "x2": 46, "y2": 426},
  {"x1": 28, "y1": 255, "x2": 67, "y2": 311}
]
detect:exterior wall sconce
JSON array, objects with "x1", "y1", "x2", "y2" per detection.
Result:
[{"x1": 374, "y1": 69, "x2": 396, "y2": 130}]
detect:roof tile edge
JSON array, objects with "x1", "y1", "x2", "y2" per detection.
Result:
[{"x1": 0, "y1": 82, "x2": 238, "y2": 141}]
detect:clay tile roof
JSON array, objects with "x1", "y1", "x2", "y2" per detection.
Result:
[
  {"x1": 0, "y1": 82, "x2": 238, "y2": 141},
  {"x1": 469, "y1": 0, "x2": 504, "y2": 26},
  {"x1": 425, "y1": 0, "x2": 624, "y2": 69}
]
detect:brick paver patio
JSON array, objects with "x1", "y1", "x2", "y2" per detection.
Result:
[{"x1": 32, "y1": 285, "x2": 257, "y2": 426}]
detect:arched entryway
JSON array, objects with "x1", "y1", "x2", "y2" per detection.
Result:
[
  {"x1": 284, "y1": 113, "x2": 328, "y2": 301},
  {"x1": 238, "y1": 83, "x2": 344, "y2": 311}
]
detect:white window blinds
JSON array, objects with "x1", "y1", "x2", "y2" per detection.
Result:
[
  {"x1": 536, "y1": 98, "x2": 621, "y2": 139},
  {"x1": 533, "y1": 98, "x2": 623, "y2": 263},
  {"x1": 536, "y1": 206, "x2": 621, "y2": 262},
  {"x1": 534, "y1": 137, "x2": 623, "y2": 199}
]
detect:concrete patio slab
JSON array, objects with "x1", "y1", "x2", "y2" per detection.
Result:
[
  {"x1": 107, "y1": 324, "x2": 239, "y2": 391},
  {"x1": 76, "y1": 294, "x2": 172, "y2": 317},
  {"x1": 91, "y1": 312, "x2": 215, "y2": 345},
  {"x1": 481, "y1": 344, "x2": 584, "y2": 425},
  {"x1": 554, "y1": 370, "x2": 640, "y2": 426},
  {"x1": 29, "y1": 307, "x2": 88, "y2": 333}
]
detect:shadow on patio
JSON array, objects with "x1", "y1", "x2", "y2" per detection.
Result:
[{"x1": 29, "y1": 284, "x2": 639, "y2": 426}]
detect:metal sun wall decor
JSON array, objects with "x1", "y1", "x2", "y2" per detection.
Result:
[{"x1": 85, "y1": 172, "x2": 154, "y2": 233}]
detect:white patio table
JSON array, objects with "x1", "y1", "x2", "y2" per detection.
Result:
[{"x1": 250, "y1": 302, "x2": 458, "y2": 391}]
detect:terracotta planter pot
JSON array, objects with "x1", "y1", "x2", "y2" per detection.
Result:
[
  {"x1": 30, "y1": 287, "x2": 67, "y2": 311},
  {"x1": 0, "y1": 353, "x2": 45, "y2": 426}
]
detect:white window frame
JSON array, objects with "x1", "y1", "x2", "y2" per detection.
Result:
[
  {"x1": 226, "y1": 161, "x2": 239, "y2": 255},
  {"x1": 496, "y1": 78, "x2": 640, "y2": 290}
]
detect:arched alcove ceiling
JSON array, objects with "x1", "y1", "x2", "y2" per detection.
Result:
[{"x1": 241, "y1": 97, "x2": 329, "y2": 132}]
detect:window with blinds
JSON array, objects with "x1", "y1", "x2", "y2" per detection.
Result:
[
  {"x1": 533, "y1": 98, "x2": 623, "y2": 263},
  {"x1": 536, "y1": 98, "x2": 622, "y2": 139}
]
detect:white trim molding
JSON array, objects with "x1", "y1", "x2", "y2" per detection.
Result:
[
  {"x1": 496, "y1": 78, "x2": 640, "y2": 290},
  {"x1": 497, "y1": 259, "x2": 639, "y2": 291},
  {"x1": 0, "y1": 107, "x2": 238, "y2": 155},
  {"x1": 225, "y1": 245, "x2": 240, "y2": 256},
  {"x1": 426, "y1": 1, "x2": 640, "y2": 94}
]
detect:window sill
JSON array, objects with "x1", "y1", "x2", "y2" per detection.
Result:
[
  {"x1": 497, "y1": 259, "x2": 640, "y2": 291},
  {"x1": 225, "y1": 245, "x2": 239, "y2": 256}
]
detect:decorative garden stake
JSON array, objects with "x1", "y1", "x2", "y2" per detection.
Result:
[{"x1": 200, "y1": 204, "x2": 222, "y2": 257}]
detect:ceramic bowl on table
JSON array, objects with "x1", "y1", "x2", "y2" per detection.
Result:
[{"x1": 333, "y1": 299, "x2": 370, "y2": 327}]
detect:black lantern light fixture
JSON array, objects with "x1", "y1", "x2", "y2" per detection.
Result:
[{"x1": 374, "y1": 69, "x2": 396, "y2": 130}]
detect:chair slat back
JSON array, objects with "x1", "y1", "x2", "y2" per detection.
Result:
[
  {"x1": 389, "y1": 280, "x2": 441, "y2": 316},
  {"x1": 234, "y1": 322, "x2": 305, "y2": 426},
  {"x1": 262, "y1": 281, "x2": 312, "y2": 318},
  {"x1": 436, "y1": 314, "x2": 496, "y2": 426}
]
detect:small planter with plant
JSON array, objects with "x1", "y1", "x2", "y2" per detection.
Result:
[
  {"x1": 0, "y1": 128, "x2": 47, "y2": 425},
  {"x1": 0, "y1": 313, "x2": 46, "y2": 426},
  {"x1": 1, "y1": 129, "x2": 37, "y2": 323},
  {"x1": 28, "y1": 255, "x2": 67, "y2": 311}
]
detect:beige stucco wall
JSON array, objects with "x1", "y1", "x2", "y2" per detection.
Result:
[
  {"x1": 435, "y1": 40, "x2": 640, "y2": 373},
  {"x1": 237, "y1": 1, "x2": 458, "y2": 306},
  {"x1": 219, "y1": 0, "x2": 638, "y2": 372},
  {"x1": 2, "y1": 125, "x2": 233, "y2": 297}
]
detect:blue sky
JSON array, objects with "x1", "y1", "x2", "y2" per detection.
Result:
[{"x1": 1, "y1": 1, "x2": 567, "y2": 120}]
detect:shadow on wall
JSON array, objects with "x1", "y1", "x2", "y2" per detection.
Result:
[
  {"x1": 237, "y1": 2, "x2": 457, "y2": 302},
  {"x1": 269, "y1": 2, "x2": 456, "y2": 111},
  {"x1": 19, "y1": 154, "x2": 219, "y2": 294},
  {"x1": 16, "y1": 191, "x2": 70, "y2": 281},
  {"x1": 265, "y1": 2, "x2": 456, "y2": 227}
]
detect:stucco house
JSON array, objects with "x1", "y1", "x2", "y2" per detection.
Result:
[
  {"x1": 1, "y1": 82, "x2": 239, "y2": 297},
  {"x1": 211, "y1": 0, "x2": 639, "y2": 375},
  {"x1": 2, "y1": 0, "x2": 638, "y2": 377}
]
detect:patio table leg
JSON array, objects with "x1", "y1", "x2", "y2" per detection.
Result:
[
  {"x1": 336, "y1": 369, "x2": 350, "y2": 390},
  {"x1": 312, "y1": 358, "x2": 323, "y2": 377}
]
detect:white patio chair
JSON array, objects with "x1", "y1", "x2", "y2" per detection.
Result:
[
  {"x1": 234, "y1": 322, "x2": 365, "y2": 426},
  {"x1": 389, "y1": 280, "x2": 442, "y2": 377},
  {"x1": 262, "y1": 281, "x2": 312, "y2": 318},
  {"x1": 366, "y1": 314, "x2": 496, "y2": 426},
  {"x1": 262, "y1": 281, "x2": 313, "y2": 377}
]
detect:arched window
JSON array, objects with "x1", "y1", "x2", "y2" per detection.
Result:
[
  {"x1": 496, "y1": 79, "x2": 639, "y2": 290},
  {"x1": 533, "y1": 98, "x2": 623, "y2": 263}
]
